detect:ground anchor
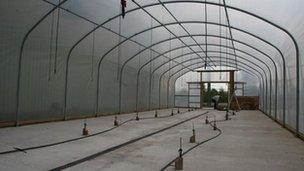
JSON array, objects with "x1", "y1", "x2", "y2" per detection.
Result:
[
  {"x1": 82, "y1": 123, "x2": 89, "y2": 136},
  {"x1": 114, "y1": 116, "x2": 118, "y2": 126},
  {"x1": 175, "y1": 137, "x2": 183, "y2": 170}
]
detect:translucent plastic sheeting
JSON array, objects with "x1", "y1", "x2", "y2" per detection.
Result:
[{"x1": 0, "y1": 0, "x2": 303, "y2": 135}]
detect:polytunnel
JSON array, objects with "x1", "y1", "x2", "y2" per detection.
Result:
[{"x1": 0, "y1": 0, "x2": 304, "y2": 170}]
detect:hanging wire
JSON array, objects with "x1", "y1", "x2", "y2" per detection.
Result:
[
  {"x1": 149, "y1": 17, "x2": 153, "y2": 109},
  {"x1": 219, "y1": 0, "x2": 222, "y2": 79},
  {"x1": 169, "y1": 34, "x2": 172, "y2": 76},
  {"x1": 223, "y1": 0, "x2": 238, "y2": 70},
  {"x1": 181, "y1": 47, "x2": 184, "y2": 93},
  {"x1": 168, "y1": 34, "x2": 172, "y2": 107},
  {"x1": 225, "y1": 16, "x2": 228, "y2": 80},
  {"x1": 91, "y1": 25, "x2": 95, "y2": 81},
  {"x1": 138, "y1": 36, "x2": 141, "y2": 69},
  {"x1": 54, "y1": 0, "x2": 61, "y2": 74},
  {"x1": 226, "y1": 34, "x2": 229, "y2": 105},
  {"x1": 48, "y1": 10, "x2": 55, "y2": 81},
  {"x1": 117, "y1": 15, "x2": 122, "y2": 81},
  {"x1": 204, "y1": 0, "x2": 207, "y2": 69},
  {"x1": 149, "y1": 18, "x2": 153, "y2": 84},
  {"x1": 138, "y1": 37, "x2": 141, "y2": 105}
]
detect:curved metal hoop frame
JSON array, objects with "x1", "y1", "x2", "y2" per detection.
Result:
[
  {"x1": 160, "y1": 59, "x2": 266, "y2": 110},
  {"x1": 170, "y1": 62, "x2": 264, "y2": 109},
  {"x1": 154, "y1": 56, "x2": 268, "y2": 110},
  {"x1": 15, "y1": 0, "x2": 298, "y2": 135}
]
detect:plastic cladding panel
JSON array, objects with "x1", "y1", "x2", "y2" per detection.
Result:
[
  {"x1": 0, "y1": 0, "x2": 303, "y2": 134},
  {"x1": 138, "y1": 71, "x2": 152, "y2": 110},
  {"x1": 0, "y1": 0, "x2": 52, "y2": 122},
  {"x1": 150, "y1": 75, "x2": 159, "y2": 109},
  {"x1": 62, "y1": 0, "x2": 120, "y2": 24},
  {"x1": 99, "y1": 59, "x2": 120, "y2": 114},
  {"x1": 120, "y1": 65, "x2": 136, "y2": 112},
  {"x1": 19, "y1": 9, "x2": 94, "y2": 121}
]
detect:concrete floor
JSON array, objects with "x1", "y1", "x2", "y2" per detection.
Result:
[{"x1": 0, "y1": 109, "x2": 303, "y2": 171}]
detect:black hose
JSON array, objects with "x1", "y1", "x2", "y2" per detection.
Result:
[
  {"x1": 49, "y1": 111, "x2": 209, "y2": 171},
  {"x1": 0, "y1": 118, "x2": 133, "y2": 155},
  {"x1": 212, "y1": 118, "x2": 232, "y2": 123},
  {"x1": 0, "y1": 108, "x2": 189, "y2": 155},
  {"x1": 124, "y1": 108, "x2": 189, "y2": 121},
  {"x1": 159, "y1": 116, "x2": 224, "y2": 171},
  {"x1": 140, "y1": 113, "x2": 178, "y2": 120}
]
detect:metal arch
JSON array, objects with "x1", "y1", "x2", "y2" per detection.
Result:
[
  {"x1": 171, "y1": 71, "x2": 261, "y2": 108},
  {"x1": 61, "y1": 0, "x2": 291, "y2": 76},
  {"x1": 42, "y1": 1, "x2": 193, "y2": 72},
  {"x1": 44, "y1": 1, "x2": 195, "y2": 116},
  {"x1": 171, "y1": 64, "x2": 258, "y2": 87},
  {"x1": 222, "y1": 0, "x2": 237, "y2": 68},
  {"x1": 140, "y1": 47, "x2": 273, "y2": 113},
  {"x1": 51, "y1": 0, "x2": 288, "y2": 118},
  {"x1": 116, "y1": 33, "x2": 278, "y2": 78},
  {"x1": 153, "y1": 0, "x2": 216, "y2": 67},
  {"x1": 125, "y1": 34, "x2": 278, "y2": 76},
  {"x1": 136, "y1": 0, "x2": 299, "y2": 137},
  {"x1": 93, "y1": 20, "x2": 286, "y2": 121},
  {"x1": 86, "y1": 21, "x2": 285, "y2": 119},
  {"x1": 171, "y1": 64, "x2": 261, "y2": 107},
  {"x1": 61, "y1": 1, "x2": 148, "y2": 119},
  {"x1": 41, "y1": 1, "x2": 288, "y2": 67},
  {"x1": 158, "y1": 61, "x2": 201, "y2": 110},
  {"x1": 167, "y1": 59, "x2": 266, "y2": 111},
  {"x1": 166, "y1": 56, "x2": 271, "y2": 107},
  {"x1": 154, "y1": 56, "x2": 268, "y2": 110},
  {"x1": 144, "y1": 43, "x2": 275, "y2": 115},
  {"x1": 118, "y1": 59, "x2": 193, "y2": 114},
  {"x1": 116, "y1": 36, "x2": 199, "y2": 113},
  {"x1": 131, "y1": 0, "x2": 214, "y2": 68},
  {"x1": 151, "y1": 44, "x2": 269, "y2": 73},
  {"x1": 95, "y1": 21, "x2": 286, "y2": 117},
  {"x1": 157, "y1": 50, "x2": 271, "y2": 110},
  {"x1": 160, "y1": 58, "x2": 266, "y2": 110},
  {"x1": 153, "y1": 49, "x2": 270, "y2": 110},
  {"x1": 171, "y1": 63, "x2": 264, "y2": 109},
  {"x1": 10, "y1": 0, "x2": 299, "y2": 133},
  {"x1": 43, "y1": 0, "x2": 172, "y2": 61},
  {"x1": 36, "y1": 0, "x2": 290, "y2": 132},
  {"x1": 171, "y1": 70, "x2": 265, "y2": 110},
  {"x1": 118, "y1": 34, "x2": 276, "y2": 114},
  {"x1": 118, "y1": 33, "x2": 276, "y2": 114},
  {"x1": 97, "y1": 20, "x2": 285, "y2": 73},
  {"x1": 162, "y1": 63, "x2": 204, "y2": 109},
  {"x1": 153, "y1": 58, "x2": 268, "y2": 111},
  {"x1": 15, "y1": 0, "x2": 69, "y2": 125},
  {"x1": 50, "y1": 0, "x2": 297, "y2": 132}
]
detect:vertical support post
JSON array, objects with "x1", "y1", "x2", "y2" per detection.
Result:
[
  {"x1": 229, "y1": 71, "x2": 235, "y2": 110},
  {"x1": 190, "y1": 121, "x2": 196, "y2": 143},
  {"x1": 166, "y1": 77, "x2": 170, "y2": 108},
  {"x1": 207, "y1": 82, "x2": 211, "y2": 106},
  {"x1": 200, "y1": 72, "x2": 203, "y2": 109},
  {"x1": 242, "y1": 83, "x2": 245, "y2": 96},
  {"x1": 229, "y1": 71, "x2": 235, "y2": 97},
  {"x1": 187, "y1": 83, "x2": 190, "y2": 108},
  {"x1": 175, "y1": 137, "x2": 183, "y2": 170},
  {"x1": 173, "y1": 80, "x2": 176, "y2": 108}
]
